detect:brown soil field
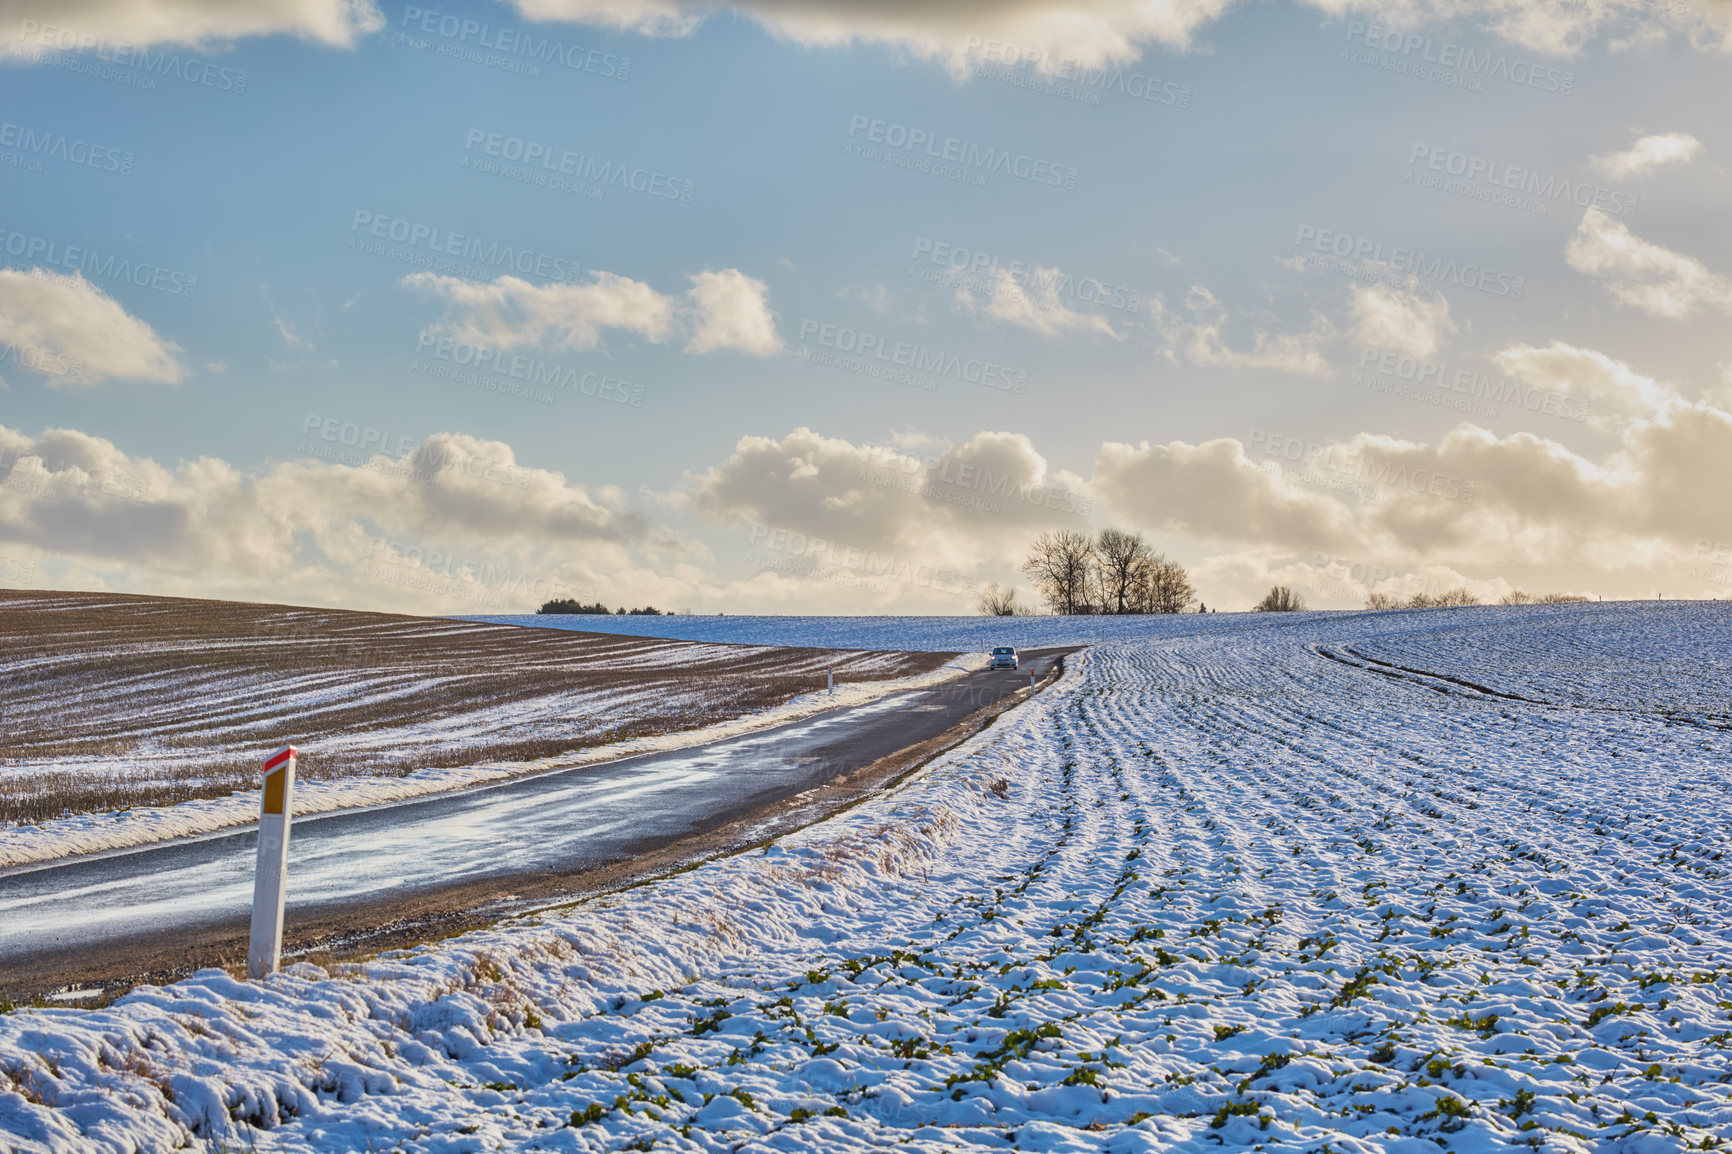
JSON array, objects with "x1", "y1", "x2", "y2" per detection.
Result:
[{"x1": 0, "y1": 591, "x2": 953, "y2": 825}]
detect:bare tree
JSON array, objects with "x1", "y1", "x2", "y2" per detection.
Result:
[
  {"x1": 1022, "y1": 530, "x2": 1097, "y2": 615},
  {"x1": 1501, "y1": 588, "x2": 1586, "y2": 605},
  {"x1": 1133, "y1": 555, "x2": 1195, "y2": 614},
  {"x1": 977, "y1": 582, "x2": 1022, "y2": 616},
  {"x1": 1254, "y1": 585, "x2": 1306, "y2": 612},
  {"x1": 1365, "y1": 591, "x2": 1403, "y2": 610},
  {"x1": 1404, "y1": 587, "x2": 1477, "y2": 608},
  {"x1": 1019, "y1": 530, "x2": 1196, "y2": 615},
  {"x1": 1095, "y1": 529, "x2": 1154, "y2": 614}
]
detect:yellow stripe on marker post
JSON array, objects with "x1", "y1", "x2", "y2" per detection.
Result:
[{"x1": 248, "y1": 745, "x2": 297, "y2": 979}]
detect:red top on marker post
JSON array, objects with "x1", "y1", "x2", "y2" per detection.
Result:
[{"x1": 261, "y1": 746, "x2": 298, "y2": 816}]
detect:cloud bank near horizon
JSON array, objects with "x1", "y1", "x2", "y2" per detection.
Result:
[{"x1": 5, "y1": 334, "x2": 1725, "y2": 613}]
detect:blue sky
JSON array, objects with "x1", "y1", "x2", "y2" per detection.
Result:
[{"x1": 1, "y1": 0, "x2": 1730, "y2": 613}]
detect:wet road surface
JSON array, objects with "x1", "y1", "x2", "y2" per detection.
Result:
[{"x1": 0, "y1": 651, "x2": 1068, "y2": 996}]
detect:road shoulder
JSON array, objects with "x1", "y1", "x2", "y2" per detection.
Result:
[{"x1": 1, "y1": 652, "x2": 1073, "y2": 1005}]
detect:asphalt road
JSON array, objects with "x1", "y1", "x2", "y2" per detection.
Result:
[{"x1": 0, "y1": 650, "x2": 1068, "y2": 998}]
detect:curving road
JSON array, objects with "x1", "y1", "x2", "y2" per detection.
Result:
[{"x1": 0, "y1": 651, "x2": 1068, "y2": 998}]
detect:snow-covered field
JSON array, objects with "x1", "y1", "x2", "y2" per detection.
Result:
[
  {"x1": 473, "y1": 611, "x2": 1260, "y2": 652},
  {"x1": 0, "y1": 591, "x2": 953, "y2": 854},
  {"x1": 0, "y1": 651, "x2": 986, "y2": 870},
  {"x1": 1343, "y1": 603, "x2": 1732, "y2": 715},
  {"x1": 5, "y1": 602, "x2": 1730, "y2": 1153}
]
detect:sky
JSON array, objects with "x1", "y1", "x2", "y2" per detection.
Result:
[{"x1": 1, "y1": 0, "x2": 1730, "y2": 615}]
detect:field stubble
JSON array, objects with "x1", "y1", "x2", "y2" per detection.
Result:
[{"x1": 0, "y1": 591, "x2": 949, "y2": 825}]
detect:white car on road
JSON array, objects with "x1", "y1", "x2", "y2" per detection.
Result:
[{"x1": 989, "y1": 646, "x2": 1019, "y2": 670}]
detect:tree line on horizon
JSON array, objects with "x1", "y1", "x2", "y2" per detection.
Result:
[
  {"x1": 537, "y1": 552, "x2": 1595, "y2": 620},
  {"x1": 1366, "y1": 588, "x2": 1588, "y2": 609},
  {"x1": 538, "y1": 599, "x2": 666, "y2": 616},
  {"x1": 1260, "y1": 585, "x2": 1590, "y2": 612},
  {"x1": 982, "y1": 532, "x2": 1599, "y2": 617},
  {"x1": 981, "y1": 529, "x2": 1201, "y2": 616}
]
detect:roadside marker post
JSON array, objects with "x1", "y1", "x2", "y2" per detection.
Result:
[
  {"x1": 248, "y1": 745, "x2": 297, "y2": 980},
  {"x1": 827, "y1": 669, "x2": 834, "y2": 694}
]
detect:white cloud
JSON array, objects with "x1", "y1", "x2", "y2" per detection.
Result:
[
  {"x1": 0, "y1": 424, "x2": 668, "y2": 612},
  {"x1": 509, "y1": 0, "x2": 1235, "y2": 68},
  {"x1": 507, "y1": 0, "x2": 1732, "y2": 70},
  {"x1": 1593, "y1": 131, "x2": 1703, "y2": 178},
  {"x1": 955, "y1": 265, "x2": 1120, "y2": 339},
  {"x1": 684, "y1": 269, "x2": 783, "y2": 355},
  {"x1": 1348, "y1": 282, "x2": 1454, "y2": 360},
  {"x1": 8, "y1": 0, "x2": 1722, "y2": 74},
  {"x1": 510, "y1": 0, "x2": 704, "y2": 38},
  {"x1": 1153, "y1": 286, "x2": 1334, "y2": 376},
  {"x1": 9, "y1": 356, "x2": 1732, "y2": 612},
  {"x1": 1092, "y1": 364, "x2": 1732, "y2": 590},
  {"x1": 1565, "y1": 207, "x2": 1732, "y2": 319},
  {"x1": 263, "y1": 285, "x2": 319, "y2": 354},
  {"x1": 1494, "y1": 341, "x2": 1676, "y2": 427},
  {"x1": 271, "y1": 311, "x2": 313, "y2": 352},
  {"x1": 686, "y1": 426, "x2": 1091, "y2": 573},
  {"x1": 406, "y1": 268, "x2": 781, "y2": 356},
  {"x1": 1299, "y1": 0, "x2": 1732, "y2": 56},
  {"x1": 1092, "y1": 437, "x2": 1364, "y2": 553},
  {"x1": 0, "y1": 422, "x2": 1099, "y2": 614},
  {"x1": 0, "y1": 269, "x2": 183, "y2": 385},
  {"x1": 840, "y1": 283, "x2": 892, "y2": 315},
  {"x1": 0, "y1": 0, "x2": 384, "y2": 60},
  {"x1": 404, "y1": 271, "x2": 676, "y2": 352},
  {"x1": 1174, "y1": 550, "x2": 1499, "y2": 613}
]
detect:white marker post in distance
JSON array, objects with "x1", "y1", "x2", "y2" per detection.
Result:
[{"x1": 248, "y1": 745, "x2": 298, "y2": 980}]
